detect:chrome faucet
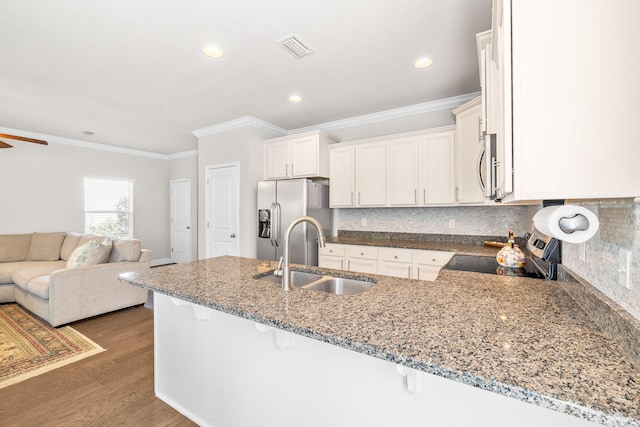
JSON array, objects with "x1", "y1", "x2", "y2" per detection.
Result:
[{"x1": 274, "y1": 216, "x2": 326, "y2": 291}]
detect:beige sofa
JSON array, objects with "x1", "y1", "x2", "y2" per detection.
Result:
[{"x1": 0, "y1": 232, "x2": 151, "y2": 326}]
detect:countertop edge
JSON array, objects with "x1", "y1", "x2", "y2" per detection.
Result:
[{"x1": 121, "y1": 275, "x2": 639, "y2": 427}]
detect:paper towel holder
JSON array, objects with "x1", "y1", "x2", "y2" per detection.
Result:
[{"x1": 558, "y1": 214, "x2": 590, "y2": 234}]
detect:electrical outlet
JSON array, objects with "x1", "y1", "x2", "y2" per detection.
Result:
[
  {"x1": 618, "y1": 249, "x2": 632, "y2": 289},
  {"x1": 579, "y1": 243, "x2": 586, "y2": 262},
  {"x1": 449, "y1": 219, "x2": 455, "y2": 229},
  {"x1": 361, "y1": 218, "x2": 367, "y2": 227}
]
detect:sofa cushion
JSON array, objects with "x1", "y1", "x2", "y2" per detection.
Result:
[
  {"x1": 77, "y1": 235, "x2": 112, "y2": 263},
  {"x1": 27, "y1": 275, "x2": 51, "y2": 300},
  {"x1": 60, "y1": 232, "x2": 83, "y2": 261},
  {"x1": 12, "y1": 263, "x2": 66, "y2": 290},
  {"x1": 67, "y1": 238, "x2": 112, "y2": 268},
  {"x1": 0, "y1": 234, "x2": 32, "y2": 262},
  {"x1": 26, "y1": 232, "x2": 66, "y2": 261},
  {"x1": 0, "y1": 260, "x2": 66, "y2": 285},
  {"x1": 109, "y1": 239, "x2": 142, "y2": 262}
]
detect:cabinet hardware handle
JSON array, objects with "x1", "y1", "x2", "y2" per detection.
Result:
[
  {"x1": 329, "y1": 249, "x2": 333, "y2": 253},
  {"x1": 394, "y1": 255, "x2": 398, "y2": 259},
  {"x1": 423, "y1": 188, "x2": 426, "y2": 204},
  {"x1": 351, "y1": 192, "x2": 354, "y2": 205},
  {"x1": 417, "y1": 269, "x2": 420, "y2": 280},
  {"x1": 408, "y1": 266, "x2": 411, "y2": 278},
  {"x1": 285, "y1": 164, "x2": 288, "y2": 176},
  {"x1": 341, "y1": 259, "x2": 344, "y2": 269},
  {"x1": 432, "y1": 258, "x2": 436, "y2": 262},
  {"x1": 414, "y1": 189, "x2": 417, "y2": 204},
  {"x1": 291, "y1": 163, "x2": 294, "y2": 175},
  {"x1": 360, "y1": 252, "x2": 364, "y2": 256},
  {"x1": 358, "y1": 192, "x2": 361, "y2": 205},
  {"x1": 348, "y1": 260, "x2": 351, "y2": 270}
]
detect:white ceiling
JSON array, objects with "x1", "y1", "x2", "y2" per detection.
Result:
[{"x1": 0, "y1": 0, "x2": 492, "y2": 155}]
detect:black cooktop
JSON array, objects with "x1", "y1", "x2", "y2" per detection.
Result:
[{"x1": 443, "y1": 254, "x2": 546, "y2": 279}]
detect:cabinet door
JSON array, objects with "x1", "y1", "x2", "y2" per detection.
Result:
[
  {"x1": 318, "y1": 255, "x2": 345, "y2": 270},
  {"x1": 454, "y1": 101, "x2": 485, "y2": 204},
  {"x1": 415, "y1": 265, "x2": 440, "y2": 281},
  {"x1": 347, "y1": 258, "x2": 378, "y2": 274},
  {"x1": 290, "y1": 136, "x2": 318, "y2": 177},
  {"x1": 387, "y1": 136, "x2": 419, "y2": 206},
  {"x1": 264, "y1": 140, "x2": 291, "y2": 179},
  {"x1": 379, "y1": 261, "x2": 412, "y2": 278},
  {"x1": 420, "y1": 131, "x2": 455, "y2": 205},
  {"x1": 356, "y1": 143, "x2": 386, "y2": 206},
  {"x1": 329, "y1": 147, "x2": 356, "y2": 207}
]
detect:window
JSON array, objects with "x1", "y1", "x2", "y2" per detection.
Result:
[{"x1": 84, "y1": 177, "x2": 134, "y2": 238}]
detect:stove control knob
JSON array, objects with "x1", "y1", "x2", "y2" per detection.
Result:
[
  {"x1": 534, "y1": 239, "x2": 546, "y2": 249},
  {"x1": 524, "y1": 232, "x2": 532, "y2": 241}
]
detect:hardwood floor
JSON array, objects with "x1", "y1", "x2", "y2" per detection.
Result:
[{"x1": 0, "y1": 306, "x2": 196, "y2": 427}]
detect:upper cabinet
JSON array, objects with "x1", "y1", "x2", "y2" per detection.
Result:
[
  {"x1": 484, "y1": 0, "x2": 640, "y2": 201},
  {"x1": 329, "y1": 127, "x2": 455, "y2": 208},
  {"x1": 263, "y1": 131, "x2": 338, "y2": 180},
  {"x1": 452, "y1": 98, "x2": 486, "y2": 204}
]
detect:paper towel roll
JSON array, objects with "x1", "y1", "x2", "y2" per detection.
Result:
[{"x1": 532, "y1": 205, "x2": 599, "y2": 244}]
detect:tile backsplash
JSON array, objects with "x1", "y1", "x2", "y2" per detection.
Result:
[
  {"x1": 337, "y1": 205, "x2": 539, "y2": 238},
  {"x1": 338, "y1": 199, "x2": 640, "y2": 321}
]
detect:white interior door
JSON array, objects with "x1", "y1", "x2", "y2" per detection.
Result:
[
  {"x1": 170, "y1": 179, "x2": 192, "y2": 263},
  {"x1": 206, "y1": 163, "x2": 239, "y2": 258}
]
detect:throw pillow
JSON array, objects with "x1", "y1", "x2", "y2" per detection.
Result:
[
  {"x1": 66, "y1": 237, "x2": 113, "y2": 268},
  {"x1": 26, "y1": 232, "x2": 66, "y2": 261},
  {"x1": 109, "y1": 239, "x2": 142, "y2": 262}
]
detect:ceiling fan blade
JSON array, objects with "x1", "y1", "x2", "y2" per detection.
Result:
[
  {"x1": 0, "y1": 133, "x2": 48, "y2": 146},
  {"x1": 0, "y1": 141, "x2": 13, "y2": 148}
]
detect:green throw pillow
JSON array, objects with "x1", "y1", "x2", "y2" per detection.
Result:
[{"x1": 66, "y1": 240, "x2": 100, "y2": 268}]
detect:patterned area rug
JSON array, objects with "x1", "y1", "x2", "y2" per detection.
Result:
[{"x1": 0, "y1": 303, "x2": 105, "y2": 389}]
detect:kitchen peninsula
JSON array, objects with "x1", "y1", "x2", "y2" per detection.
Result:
[{"x1": 120, "y1": 255, "x2": 640, "y2": 427}]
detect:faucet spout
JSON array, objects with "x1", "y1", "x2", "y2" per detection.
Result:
[{"x1": 281, "y1": 216, "x2": 326, "y2": 291}]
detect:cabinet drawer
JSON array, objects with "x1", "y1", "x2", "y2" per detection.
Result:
[
  {"x1": 416, "y1": 250, "x2": 454, "y2": 266},
  {"x1": 320, "y1": 244, "x2": 346, "y2": 257},
  {"x1": 346, "y1": 245, "x2": 378, "y2": 260},
  {"x1": 380, "y1": 247, "x2": 413, "y2": 263}
]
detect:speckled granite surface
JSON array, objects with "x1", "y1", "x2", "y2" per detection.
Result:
[{"x1": 121, "y1": 256, "x2": 640, "y2": 426}]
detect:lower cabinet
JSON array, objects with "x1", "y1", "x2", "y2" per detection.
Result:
[{"x1": 320, "y1": 244, "x2": 454, "y2": 281}]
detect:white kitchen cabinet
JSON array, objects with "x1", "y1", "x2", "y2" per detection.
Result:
[
  {"x1": 387, "y1": 136, "x2": 420, "y2": 206},
  {"x1": 356, "y1": 142, "x2": 386, "y2": 206},
  {"x1": 328, "y1": 142, "x2": 386, "y2": 208},
  {"x1": 320, "y1": 243, "x2": 453, "y2": 281},
  {"x1": 378, "y1": 247, "x2": 413, "y2": 279},
  {"x1": 346, "y1": 245, "x2": 378, "y2": 274},
  {"x1": 488, "y1": 0, "x2": 640, "y2": 201},
  {"x1": 318, "y1": 244, "x2": 346, "y2": 270},
  {"x1": 452, "y1": 98, "x2": 486, "y2": 204},
  {"x1": 263, "y1": 130, "x2": 338, "y2": 180},
  {"x1": 420, "y1": 130, "x2": 456, "y2": 205},
  {"x1": 416, "y1": 250, "x2": 455, "y2": 281}
]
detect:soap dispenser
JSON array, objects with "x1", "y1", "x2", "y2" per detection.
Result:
[{"x1": 496, "y1": 228, "x2": 526, "y2": 269}]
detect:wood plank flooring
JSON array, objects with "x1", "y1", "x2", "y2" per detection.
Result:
[{"x1": 0, "y1": 305, "x2": 196, "y2": 427}]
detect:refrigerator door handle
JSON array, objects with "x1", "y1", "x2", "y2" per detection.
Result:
[
  {"x1": 270, "y1": 203, "x2": 277, "y2": 247},
  {"x1": 273, "y1": 202, "x2": 281, "y2": 247}
]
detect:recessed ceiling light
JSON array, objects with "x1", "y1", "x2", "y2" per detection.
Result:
[
  {"x1": 289, "y1": 95, "x2": 302, "y2": 103},
  {"x1": 203, "y1": 46, "x2": 224, "y2": 58},
  {"x1": 82, "y1": 130, "x2": 95, "y2": 135},
  {"x1": 414, "y1": 57, "x2": 433, "y2": 69}
]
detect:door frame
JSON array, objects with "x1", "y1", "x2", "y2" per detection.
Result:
[
  {"x1": 170, "y1": 178, "x2": 192, "y2": 263},
  {"x1": 205, "y1": 162, "x2": 240, "y2": 258}
]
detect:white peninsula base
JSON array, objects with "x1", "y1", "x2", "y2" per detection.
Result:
[{"x1": 154, "y1": 293, "x2": 598, "y2": 427}]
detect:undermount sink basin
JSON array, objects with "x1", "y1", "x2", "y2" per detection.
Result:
[
  {"x1": 303, "y1": 277, "x2": 375, "y2": 296},
  {"x1": 255, "y1": 270, "x2": 323, "y2": 287},
  {"x1": 255, "y1": 270, "x2": 375, "y2": 295}
]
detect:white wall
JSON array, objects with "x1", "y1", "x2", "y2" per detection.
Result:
[
  {"x1": 169, "y1": 154, "x2": 199, "y2": 261},
  {"x1": 197, "y1": 126, "x2": 281, "y2": 259},
  {"x1": 0, "y1": 141, "x2": 171, "y2": 260}
]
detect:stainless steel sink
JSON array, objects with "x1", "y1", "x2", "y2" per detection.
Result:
[
  {"x1": 255, "y1": 270, "x2": 375, "y2": 295},
  {"x1": 303, "y1": 277, "x2": 374, "y2": 295},
  {"x1": 255, "y1": 270, "x2": 323, "y2": 287}
]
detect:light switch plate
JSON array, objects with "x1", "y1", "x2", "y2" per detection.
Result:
[{"x1": 618, "y1": 249, "x2": 632, "y2": 289}]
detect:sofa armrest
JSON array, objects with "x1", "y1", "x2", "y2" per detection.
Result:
[{"x1": 46, "y1": 260, "x2": 150, "y2": 326}]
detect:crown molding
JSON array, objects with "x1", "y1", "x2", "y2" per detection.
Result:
[
  {"x1": 167, "y1": 150, "x2": 198, "y2": 160},
  {"x1": 192, "y1": 116, "x2": 288, "y2": 138},
  {"x1": 288, "y1": 92, "x2": 481, "y2": 134},
  {"x1": 0, "y1": 126, "x2": 170, "y2": 160}
]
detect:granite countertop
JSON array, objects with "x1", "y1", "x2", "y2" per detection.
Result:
[{"x1": 121, "y1": 256, "x2": 640, "y2": 427}]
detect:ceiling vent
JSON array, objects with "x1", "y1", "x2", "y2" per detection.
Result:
[{"x1": 276, "y1": 33, "x2": 314, "y2": 59}]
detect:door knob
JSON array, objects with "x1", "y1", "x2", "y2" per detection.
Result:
[
  {"x1": 230, "y1": 234, "x2": 236, "y2": 238},
  {"x1": 186, "y1": 226, "x2": 191, "y2": 229}
]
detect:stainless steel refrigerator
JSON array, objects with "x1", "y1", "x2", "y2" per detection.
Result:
[{"x1": 257, "y1": 179, "x2": 331, "y2": 266}]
